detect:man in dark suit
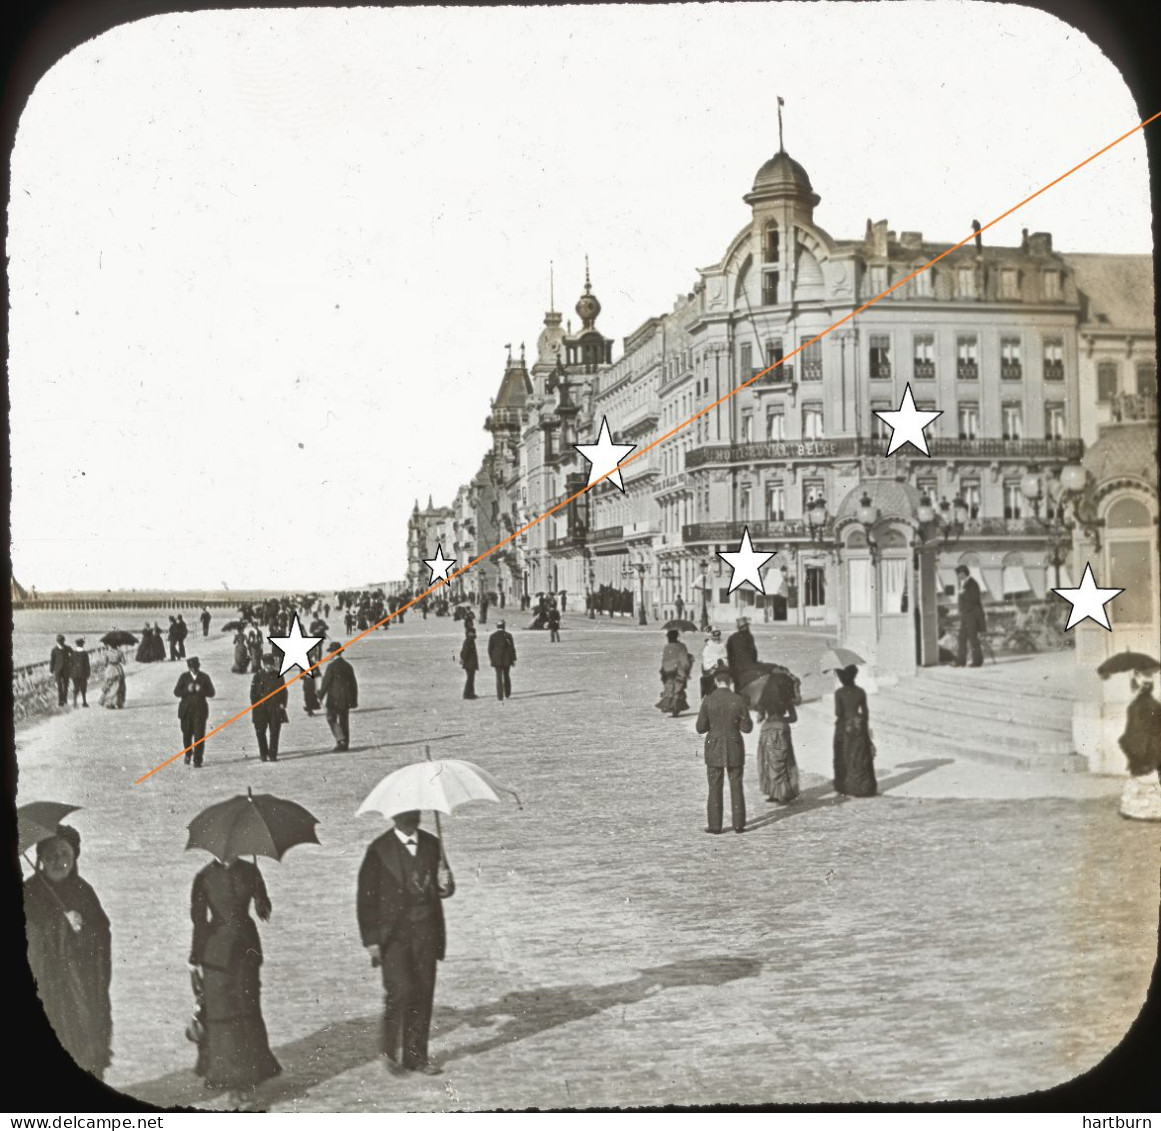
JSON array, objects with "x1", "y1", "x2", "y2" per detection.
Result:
[
  {"x1": 50, "y1": 635, "x2": 73, "y2": 707},
  {"x1": 69, "y1": 638, "x2": 91, "y2": 707},
  {"x1": 200, "y1": 606, "x2": 212, "y2": 637},
  {"x1": 725, "y1": 616, "x2": 759, "y2": 691},
  {"x1": 695, "y1": 667, "x2": 753, "y2": 834},
  {"x1": 955, "y1": 565, "x2": 986, "y2": 668},
  {"x1": 174, "y1": 656, "x2": 216, "y2": 767},
  {"x1": 357, "y1": 811, "x2": 455, "y2": 1076},
  {"x1": 167, "y1": 617, "x2": 181, "y2": 662},
  {"x1": 487, "y1": 620, "x2": 517, "y2": 702},
  {"x1": 460, "y1": 629, "x2": 479, "y2": 700},
  {"x1": 318, "y1": 641, "x2": 358, "y2": 751},
  {"x1": 250, "y1": 654, "x2": 288, "y2": 762},
  {"x1": 174, "y1": 615, "x2": 189, "y2": 659}
]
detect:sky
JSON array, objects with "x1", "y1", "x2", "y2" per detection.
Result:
[{"x1": 8, "y1": 2, "x2": 1154, "y2": 592}]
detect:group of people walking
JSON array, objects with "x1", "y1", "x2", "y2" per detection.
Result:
[
  {"x1": 655, "y1": 616, "x2": 878, "y2": 834},
  {"x1": 458, "y1": 612, "x2": 518, "y2": 701}
]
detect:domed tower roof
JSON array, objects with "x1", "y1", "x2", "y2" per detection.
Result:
[
  {"x1": 744, "y1": 148, "x2": 821, "y2": 211},
  {"x1": 575, "y1": 256, "x2": 601, "y2": 331}
]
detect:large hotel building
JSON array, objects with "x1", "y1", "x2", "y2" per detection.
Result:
[{"x1": 408, "y1": 142, "x2": 1156, "y2": 650}]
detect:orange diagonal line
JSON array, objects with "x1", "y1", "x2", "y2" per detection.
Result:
[{"x1": 134, "y1": 108, "x2": 1158, "y2": 784}]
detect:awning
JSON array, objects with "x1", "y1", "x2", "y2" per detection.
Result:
[
  {"x1": 969, "y1": 565, "x2": 991, "y2": 595},
  {"x1": 1002, "y1": 563, "x2": 1032, "y2": 596}
]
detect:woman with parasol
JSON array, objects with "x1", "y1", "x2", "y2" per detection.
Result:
[
  {"x1": 185, "y1": 790, "x2": 320, "y2": 1106},
  {"x1": 99, "y1": 648, "x2": 127, "y2": 709},
  {"x1": 1101, "y1": 652, "x2": 1161, "y2": 821},
  {"x1": 22, "y1": 815, "x2": 113, "y2": 1080}
]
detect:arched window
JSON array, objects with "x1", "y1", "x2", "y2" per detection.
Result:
[
  {"x1": 1104, "y1": 494, "x2": 1157, "y2": 626},
  {"x1": 1106, "y1": 497, "x2": 1151, "y2": 528}
]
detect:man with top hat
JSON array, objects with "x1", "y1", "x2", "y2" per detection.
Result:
[
  {"x1": 174, "y1": 656, "x2": 216, "y2": 767},
  {"x1": 356, "y1": 810, "x2": 455, "y2": 1076},
  {"x1": 318, "y1": 641, "x2": 359, "y2": 751},
  {"x1": 487, "y1": 619, "x2": 517, "y2": 702},
  {"x1": 726, "y1": 616, "x2": 759, "y2": 692},
  {"x1": 696, "y1": 667, "x2": 753, "y2": 834},
  {"x1": 50, "y1": 634, "x2": 73, "y2": 707},
  {"x1": 460, "y1": 628, "x2": 480, "y2": 700},
  {"x1": 70, "y1": 638, "x2": 92, "y2": 707},
  {"x1": 250, "y1": 653, "x2": 289, "y2": 762}
]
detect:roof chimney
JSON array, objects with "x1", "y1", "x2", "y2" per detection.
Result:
[{"x1": 971, "y1": 219, "x2": 982, "y2": 252}]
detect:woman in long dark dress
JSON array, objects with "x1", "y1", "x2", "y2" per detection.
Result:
[
  {"x1": 833, "y1": 664, "x2": 876, "y2": 796},
  {"x1": 656, "y1": 629, "x2": 693, "y2": 717},
  {"x1": 135, "y1": 625, "x2": 155, "y2": 663},
  {"x1": 23, "y1": 826, "x2": 113, "y2": 1079},
  {"x1": 231, "y1": 632, "x2": 251, "y2": 674},
  {"x1": 756, "y1": 673, "x2": 800, "y2": 803},
  {"x1": 189, "y1": 856, "x2": 281, "y2": 1101}
]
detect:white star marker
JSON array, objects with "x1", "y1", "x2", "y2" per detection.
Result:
[
  {"x1": 267, "y1": 614, "x2": 325, "y2": 677},
  {"x1": 423, "y1": 543, "x2": 457, "y2": 584},
  {"x1": 874, "y1": 384, "x2": 942, "y2": 457},
  {"x1": 574, "y1": 416, "x2": 635, "y2": 492},
  {"x1": 718, "y1": 527, "x2": 775, "y2": 595},
  {"x1": 1051, "y1": 562, "x2": 1124, "y2": 631}
]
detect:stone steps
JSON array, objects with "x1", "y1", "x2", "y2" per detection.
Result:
[{"x1": 882, "y1": 683, "x2": 1071, "y2": 732}]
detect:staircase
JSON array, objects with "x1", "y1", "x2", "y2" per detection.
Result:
[{"x1": 871, "y1": 654, "x2": 1089, "y2": 773}]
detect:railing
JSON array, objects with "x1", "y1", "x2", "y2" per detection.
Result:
[
  {"x1": 547, "y1": 534, "x2": 587, "y2": 552},
  {"x1": 13, "y1": 648, "x2": 117, "y2": 726},
  {"x1": 956, "y1": 362, "x2": 979, "y2": 381},
  {"x1": 1043, "y1": 360, "x2": 1064, "y2": 381},
  {"x1": 1110, "y1": 391, "x2": 1157, "y2": 422},
  {"x1": 12, "y1": 596, "x2": 241, "y2": 611},
  {"x1": 869, "y1": 363, "x2": 892, "y2": 381},
  {"x1": 925, "y1": 438, "x2": 1082, "y2": 459},
  {"x1": 960, "y1": 518, "x2": 1046, "y2": 536},
  {"x1": 683, "y1": 520, "x2": 834, "y2": 542},
  {"x1": 589, "y1": 525, "x2": 625, "y2": 543},
  {"x1": 749, "y1": 365, "x2": 794, "y2": 386},
  {"x1": 913, "y1": 361, "x2": 936, "y2": 380},
  {"x1": 1000, "y1": 362, "x2": 1023, "y2": 381}
]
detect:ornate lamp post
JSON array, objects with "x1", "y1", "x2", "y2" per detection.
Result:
[
  {"x1": 696, "y1": 557, "x2": 713, "y2": 632},
  {"x1": 805, "y1": 495, "x2": 830, "y2": 545},
  {"x1": 622, "y1": 560, "x2": 649, "y2": 626},
  {"x1": 915, "y1": 493, "x2": 968, "y2": 547},
  {"x1": 1019, "y1": 464, "x2": 1102, "y2": 587}
]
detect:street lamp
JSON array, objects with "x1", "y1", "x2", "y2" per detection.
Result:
[
  {"x1": 915, "y1": 492, "x2": 968, "y2": 547},
  {"x1": 1020, "y1": 464, "x2": 1103, "y2": 584},
  {"x1": 854, "y1": 492, "x2": 883, "y2": 564},
  {"x1": 697, "y1": 558, "x2": 712, "y2": 632},
  {"x1": 805, "y1": 496, "x2": 831, "y2": 545},
  {"x1": 621, "y1": 561, "x2": 649, "y2": 626}
]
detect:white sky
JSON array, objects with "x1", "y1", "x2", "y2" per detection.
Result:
[{"x1": 8, "y1": 2, "x2": 1153, "y2": 591}]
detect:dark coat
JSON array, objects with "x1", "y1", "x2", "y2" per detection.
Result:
[
  {"x1": 356, "y1": 829, "x2": 449, "y2": 959},
  {"x1": 1119, "y1": 687, "x2": 1161, "y2": 776},
  {"x1": 189, "y1": 859, "x2": 270, "y2": 971},
  {"x1": 487, "y1": 629, "x2": 517, "y2": 669},
  {"x1": 460, "y1": 637, "x2": 479, "y2": 673},
  {"x1": 174, "y1": 670, "x2": 216, "y2": 724},
  {"x1": 249, "y1": 669, "x2": 289, "y2": 723},
  {"x1": 50, "y1": 644, "x2": 73, "y2": 677},
  {"x1": 319, "y1": 655, "x2": 358, "y2": 711},
  {"x1": 69, "y1": 650, "x2": 92, "y2": 681},
  {"x1": 957, "y1": 577, "x2": 986, "y2": 632},
  {"x1": 725, "y1": 629, "x2": 758, "y2": 682},
  {"x1": 695, "y1": 686, "x2": 753, "y2": 767}
]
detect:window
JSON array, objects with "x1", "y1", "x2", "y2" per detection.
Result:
[
  {"x1": 956, "y1": 266, "x2": 976, "y2": 299},
  {"x1": 869, "y1": 265, "x2": 888, "y2": 296},
  {"x1": 765, "y1": 222, "x2": 780, "y2": 263},
  {"x1": 1045, "y1": 402, "x2": 1066, "y2": 439},
  {"x1": 767, "y1": 485, "x2": 785, "y2": 521},
  {"x1": 999, "y1": 268, "x2": 1020, "y2": 300},
  {"x1": 739, "y1": 486, "x2": 752, "y2": 518},
  {"x1": 741, "y1": 413, "x2": 753, "y2": 442},
  {"x1": 869, "y1": 335, "x2": 892, "y2": 379},
  {"x1": 847, "y1": 559, "x2": 873, "y2": 615},
  {"x1": 1003, "y1": 480, "x2": 1024, "y2": 520},
  {"x1": 766, "y1": 409, "x2": 785, "y2": 441},
  {"x1": 762, "y1": 271, "x2": 779, "y2": 305},
  {"x1": 1043, "y1": 337, "x2": 1064, "y2": 380},
  {"x1": 766, "y1": 338, "x2": 784, "y2": 370},
  {"x1": 804, "y1": 566, "x2": 826, "y2": 607},
  {"x1": 913, "y1": 267, "x2": 933, "y2": 298},
  {"x1": 958, "y1": 402, "x2": 980, "y2": 440},
  {"x1": 802, "y1": 403, "x2": 824, "y2": 439},
  {"x1": 1042, "y1": 270, "x2": 1061, "y2": 300},
  {"x1": 1138, "y1": 361, "x2": 1157, "y2": 392},
  {"x1": 913, "y1": 333, "x2": 935, "y2": 379},
  {"x1": 739, "y1": 342, "x2": 752, "y2": 377},
  {"x1": 800, "y1": 338, "x2": 823, "y2": 380},
  {"x1": 1002, "y1": 402, "x2": 1023, "y2": 440},
  {"x1": 960, "y1": 478, "x2": 981, "y2": 519},
  {"x1": 871, "y1": 402, "x2": 892, "y2": 441},
  {"x1": 917, "y1": 401, "x2": 939, "y2": 436},
  {"x1": 803, "y1": 478, "x2": 825, "y2": 509},
  {"x1": 956, "y1": 335, "x2": 979, "y2": 380},
  {"x1": 1001, "y1": 337, "x2": 1022, "y2": 380},
  {"x1": 1096, "y1": 362, "x2": 1118, "y2": 403},
  {"x1": 880, "y1": 558, "x2": 908, "y2": 614}
]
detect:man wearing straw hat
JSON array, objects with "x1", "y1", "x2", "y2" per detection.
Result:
[{"x1": 357, "y1": 811, "x2": 455, "y2": 1076}]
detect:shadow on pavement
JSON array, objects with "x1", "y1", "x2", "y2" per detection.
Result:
[
  {"x1": 125, "y1": 956, "x2": 761, "y2": 1109},
  {"x1": 744, "y1": 758, "x2": 954, "y2": 832},
  {"x1": 506, "y1": 689, "x2": 581, "y2": 701},
  {"x1": 377, "y1": 733, "x2": 468, "y2": 749}
]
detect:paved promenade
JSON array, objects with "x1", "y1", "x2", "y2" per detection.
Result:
[{"x1": 15, "y1": 614, "x2": 1159, "y2": 1109}]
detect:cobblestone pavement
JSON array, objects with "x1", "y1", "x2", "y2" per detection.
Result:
[{"x1": 14, "y1": 615, "x2": 1159, "y2": 1110}]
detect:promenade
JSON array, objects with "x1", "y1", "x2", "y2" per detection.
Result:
[{"x1": 15, "y1": 614, "x2": 1159, "y2": 1109}]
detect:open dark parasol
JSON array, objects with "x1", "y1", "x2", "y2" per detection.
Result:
[
  {"x1": 664, "y1": 619, "x2": 699, "y2": 633},
  {"x1": 186, "y1": 788, "x2": 321, "y2": 862},
  {"x1": 740, "y1": 664, "x2": 802, "y2": 709},
  {"x1": 1097, "y1": 651, "x2": 1160, "y2": 679},
  {"x1": 18, "y1": 801, "x2": 81, "y2": 854},
  {"x1": 100, "y1": 631, "x2": 138, "y2": 648},
  {"x1": 220, "y1": 620, "x2": 245, "y2": 632}
]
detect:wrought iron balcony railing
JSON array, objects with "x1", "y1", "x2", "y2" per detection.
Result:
[
  {"x1": 683, "y1": 520, "x2": 834, "y2": 543},
  {"x1": 1110, "y1": 391, "x2": 1157, "y2": 422}
]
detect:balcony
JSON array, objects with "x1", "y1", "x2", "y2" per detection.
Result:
[
  {"x1": 683, "y1": 519, "x2": 835, "y2": 543},
  {"x1": 961, "y1": 518, "x2": 1053, "y2": 537},
  {"x1": 800, "y1": 360, "x2": 823, "y2": 382},
  {"x1": 1110, "y1": 391, "x2": 1157, "y2": 422},
  {"x1": 749, "y1": 364, "x2": 794, "y2": 387},
  {"x1": 925, "y1": 438, "x2": 1082, "y2": 460},
  {"x1": 869, "y1": 363, "x2": 892, "y2": 381},
  {"x1": 547, "y1": 533, "x2": 587, "y2": 552},
  {"x1": 1043, "y1": 360, "x2": 1064, "y2": 381},
  {"x1": 1000, "y1": 362, "x2": 1023, "y2": 381},
  {"x1": 956, "y1": 361, "x2": 979, "y2": 381},
  {"x1": 913, "y1": 360, "x2": 936, "y2": 380}
]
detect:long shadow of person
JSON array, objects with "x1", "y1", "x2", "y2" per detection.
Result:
[{"x1": 125, "y1": 955, "x2": 761, "y2": 1109}]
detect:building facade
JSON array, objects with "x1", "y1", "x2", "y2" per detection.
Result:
[{"x1": 414, "y1": 141, "x2": 1156, "y2": 651}]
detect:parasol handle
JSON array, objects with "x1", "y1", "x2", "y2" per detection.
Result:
[{"x1": 425, "y1": 745, "x2": 454, "y2": 889}]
